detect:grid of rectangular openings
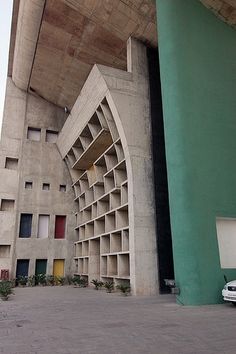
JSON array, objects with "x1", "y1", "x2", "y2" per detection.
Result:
[{"x1": 68, "y1": 99, "x2": 130, "y2": 286}]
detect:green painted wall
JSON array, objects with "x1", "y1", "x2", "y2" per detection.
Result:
[{"x1": 156, "y1": 0, "x2": 236, "y2": 305}]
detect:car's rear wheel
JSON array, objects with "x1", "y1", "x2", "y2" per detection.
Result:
[{"x1": 231, "y1": 302, "x2": 236, "y2": 306}]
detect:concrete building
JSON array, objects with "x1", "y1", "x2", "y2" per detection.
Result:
[{"x1": 1, "y1": 0, "x2": 236, "y2": 305}]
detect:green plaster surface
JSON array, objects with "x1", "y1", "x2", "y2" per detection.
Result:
[{"x1": 156, "y1": 0, "x2": 236, "y2": 305}]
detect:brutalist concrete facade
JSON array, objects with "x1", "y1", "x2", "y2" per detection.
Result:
[
  {"x1": 0, "y1": 0, "x2": 159, "y2": 296},
  {"x1": 0, "y1": 78, "x2": 76, "y2": 278},
  {"x1": 1, "y1": 0, "x2": 236, "y2": 304}
]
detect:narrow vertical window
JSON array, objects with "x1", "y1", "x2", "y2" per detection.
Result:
[
  {"x1": 37, "y1": 215, "x2": 50, "y2": 238},
  {"x1": 55, "y1": 216, "x2": 66, "y2": 239},
  {"x1": 19, "y1": 214, "x2": 32, "y2": 238}
]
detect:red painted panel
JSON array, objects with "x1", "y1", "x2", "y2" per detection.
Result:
[
  {"x1": 55, "y1": 216, "x2": 66, "y2": 239},
  {"x1": 1, "y1": 269, "x2": 9, "y2": 280}
]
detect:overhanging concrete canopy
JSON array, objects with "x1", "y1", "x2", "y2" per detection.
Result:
[
  {"x1": 10, "y1": 0, "x2": 157, "y2": 110},
  {"x1": 9, "y1": 0, "x2": 236, "y2": 111}
]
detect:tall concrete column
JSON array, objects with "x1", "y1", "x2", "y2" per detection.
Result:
[{"x1": 156, "y1": 0, "x2": 236, "y2": 304}]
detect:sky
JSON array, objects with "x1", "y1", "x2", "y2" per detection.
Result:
[{"x1": 0, "y1": 1, "x2": 13, "y2": 134}]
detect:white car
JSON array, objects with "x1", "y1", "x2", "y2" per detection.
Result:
[{"x1": 222, "y1": 280, "x2": 236, "y2": 304}]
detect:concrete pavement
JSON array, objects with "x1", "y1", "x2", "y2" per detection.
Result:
[{"x1": 0, "y1": 286, "x2": 235, "y2": 354}]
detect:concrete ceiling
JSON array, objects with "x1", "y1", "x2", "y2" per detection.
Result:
[
  {"x1": 200, "y1": 0, "x2": 236, "y2": 27},
  {"x1": 12, "y1": 0, "x2": 157, "y2": 110},
  {"x1": 10, "y1": 0, "x2": 236, "y2": 111}
]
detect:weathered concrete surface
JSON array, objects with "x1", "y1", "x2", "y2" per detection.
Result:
[
  {"x1": 58, "y1": 39, "x2": 158, "y2": 296},
  {"x1": 12, "y1": 0, "x2": 45, "y2": 90},
  {"x1": 0, "y1": 286, "x2": 236, "y2": 354},
  {"x1": 200, "y1": 0, "x2": 236, "y2": 27},
  {"x1": 0, "y1": 78, "x2": 77, "y2": 277},
  {"x1": 23, "y1": 0, "x2": 157, "y2": 109}
]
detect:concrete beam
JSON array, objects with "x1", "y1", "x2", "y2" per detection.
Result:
[{"x1": 12, "y1": 0, "x2": 45, "y2": 91}]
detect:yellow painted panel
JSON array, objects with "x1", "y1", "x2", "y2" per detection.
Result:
[{"x1": 53, "y1": 259, "x2": 64, "y2": 277}]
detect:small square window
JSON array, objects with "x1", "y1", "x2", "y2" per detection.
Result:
[
  {"x1": 5, "y1": 157, "x2": 18, "y2": 170},
  {"x1": 27, "y1": 127, "x2": 41, "y2": 141},
  {"x1": 0, "y1": 199, "x2": 15, "y2": 211},
  {"x1": 46, "y1": 130, "x2": 58, "y2": 143},
  {"x1": 0, "y1": 245, "x2": 10, "y2": 258},
  {"x1": 25, "y1": 181, "x2": 33, "y2": 189},
  {"x1": 42, "y1": 183, "x2": 50, "y2": 191},
  {"x1": 59, "y1": 185, "x2": 66, "y2": 192}
]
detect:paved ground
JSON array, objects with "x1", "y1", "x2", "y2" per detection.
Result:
[{"x1": 0, "y1": 286, "x2": 235, "y2": 354}]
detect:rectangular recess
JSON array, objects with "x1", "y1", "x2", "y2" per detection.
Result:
[
  {"x1": 105, "y1": 212, "x2": 116, "y2": 233},
  {"x1": 216, "y1": 217, "x2": 236, "y2": 268},
  {"x1": 121, "y1": 182, "x2": 128, "y2": 204},
  {"x1": 46, "y1": 130, "x2": 58, "y2": 143},
  {"x1": 37, "y1": 215, "x2": 49, "y2": 238},
  {"x1": 55, "y1": 215, "x2": 66, "y2": 239},
  {"x1": 94, "y1": 217, "x2": 105, "y2": 235},
  {"x1": 122, "y1": 230, "x2": 129, "y2": 252},
  {"x1": 82, "y1": 241, "x2": 89, "y2": 256},
  {"x1": 25, "y1": 181, "x2": 33, "y2": 189},
  {"x1": 19, "y1": 214, "x2": 32, "y2": 238},
  {"x1": 116, "y1": 210, "x2": 128, "y2": 229},
  {"x1": 118, "y1": 254, "x2": 130, "y2": 277},
  {"x1": 75, "y1": 243, "x2": 82, "y2": 257},
  {"x1": 101, "y1": 256, "x2": 108, "y2": 275},
  {"x1": 59, "y1": 184, "x2": 66, "y2": 192},
  {"x1": 0, "y1": 199, "x2": 15, "y2": 211},
  {"x1": 108, "y1": 255, "x2": 117, "y2": 276},
  {"x1": 5, "y1": 157, "x2": 18, "y2": 170},
  {"x1": 42, "y1": 183, "x2": 50, "y2": 191},
  {"x1": 85, "y1": 222, "x2": 94, "y2": 238},
  {"x1": 110, "y1": 232, "x2": 122, "y2": 253},
  {"x1": 0, "y1": 245, "x2": 10, "y2": 257},
  {"x1": 101, "y1": 235, "x2": 110, "y2": 254},
  {"x1": 27, "y1": 127, "x2": 41, "y2": 141},
  {"x1": 109, "y1": 191, "x2": 121, "y2": 210}
]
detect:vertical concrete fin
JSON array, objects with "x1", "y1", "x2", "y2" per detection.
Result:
[{"x1": 127, "y1": 37, "x2": 148, "y2": 78}]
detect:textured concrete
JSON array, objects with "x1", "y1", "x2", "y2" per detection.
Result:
[
  {"x1": 200, "y1": 0, "x2": 236, "y2": 27},
  {"x1": 57, "y1": 39, "x2": 158, "y2": 295},
  {"x1": 15, "y1": 0, "x2": 157, "y2": 109},
  {"x1": 12, "y1": 0, "x2": 45, "y2": 90},
  {"x1": 0, "y1": 78, "x2": 77, "y2": 278},
  {"x1": 0, "y1": 286, "x2": 236, "y2": 354}
]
